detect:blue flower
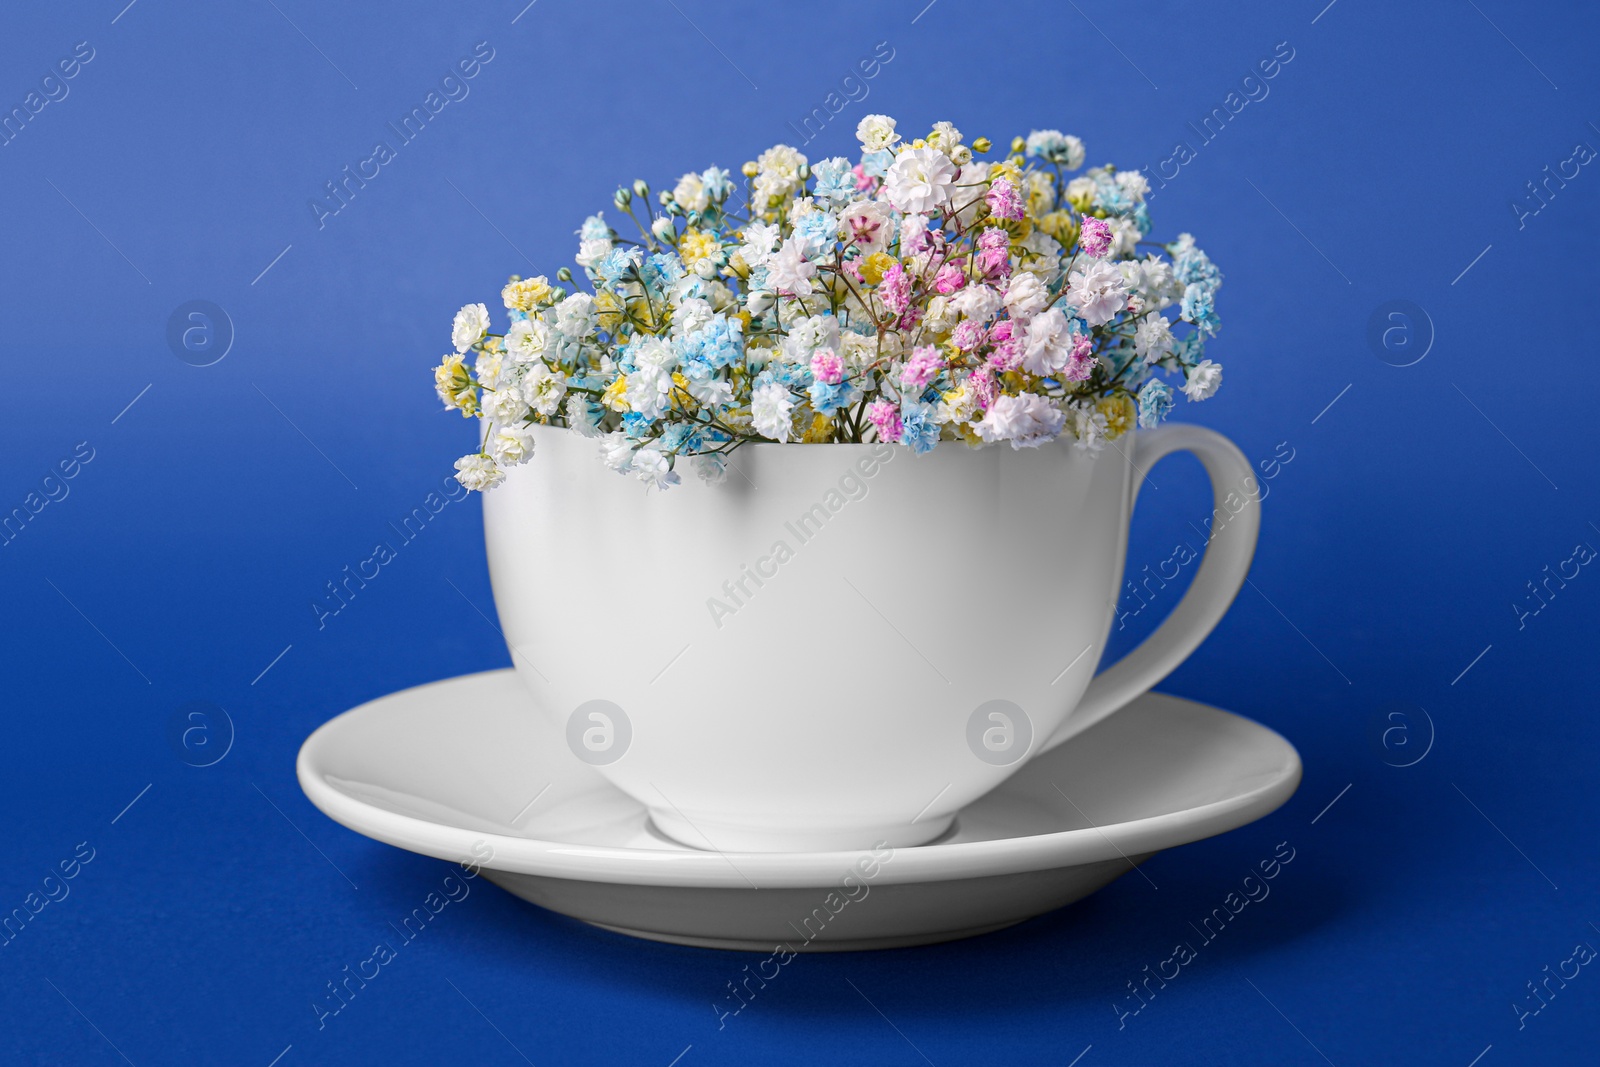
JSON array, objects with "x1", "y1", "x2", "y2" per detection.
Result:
[
  {"x1": 700, "y1": 166, "x2": 734, "y2": 202},
  {"x1": 899, "y1": 401, "x2": 940, "y2": 454},
  {"x1": 860, "y1": 149, "x2": 894, "y2": 179},
  {"x1": 1180, "y1": 283, "x2": 1220, "y2": 336},
  {"x1": 1137, "y1": 379, "x2": 1174, "y2": 429},
  {"x1": 811, "y1": 157, "x2": 856, "y2": 206},
  {"x1": 621, "y1": 411, "x2": 656, "y2": 438},
  {"x1": 642, "y1": 251, "x2": 685, "y2": 292},
  {"x1": 807, "y1": 379, "x2": 858, "y2": 416},
  {"x1": 1169, "y1": 240, "x2": 1222, "y2": 289},
  {"x1": 794, "y1": 210, "x2": 840, "y2": 257},
  {"x1": 578, "y1": 213, "x2": 611, "y2": 242},
  {"x1": 596, "y1": 247, "x2": 641, "y2": 289}
]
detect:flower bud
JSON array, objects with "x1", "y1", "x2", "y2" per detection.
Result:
[
  {"x1": 657, "y1": 190, "x2": 673, "y2": 206},
  {"x1": 632, "y1": 179, "x2": 650, "y2": 198},
  {"x1": 1010, "y1": 136, "x2": 1026, "y2": 155},
  {"x1": 741, "y1": 161, "x2": 759, "y2": 178},
  {"x1": 614, "y1": 186, "x2": 632, "y2": 208},
  {"x1": 556, "y1": 267, "x2": 573, "y2": 283},
  {"x1": 651, "y1": 216, "x2": 676, "y2": 242},
  {"x1": 972, "y1": 136, "x2": 992, "y2": 154}
]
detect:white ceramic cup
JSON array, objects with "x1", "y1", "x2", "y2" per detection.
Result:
[{"x1": 484, "y1": 422, "x2": 1259, "y2": 853}]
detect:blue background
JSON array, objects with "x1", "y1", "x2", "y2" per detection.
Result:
[{"x1": 3, "y1": 1, "x2": 1597, "y2": 1063}]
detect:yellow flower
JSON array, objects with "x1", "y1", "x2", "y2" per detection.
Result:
[
  {"x1": 1037, "y1": 210, "x2": 1078, "y2": 246},
  {"x1": 679, "y1": 228, "x2": 720, "y2": 269},
  {"x1": 989, "y1": 159, "x2": 1022, "y2": 187},
  {"x1": 860, "y1": 251, "x2": 896, "y2": 285},
  {"x1": 433, "y1": 354, "x2": 477, "y2": 417},
  {"x1": 602, "y1": 375, "x2": 630, "y2": 412},
  {"x1": 501, "y1": 275, "x2": 551, "y2": 311},
  {"x1": 1098, "y1": 395, "x2": 1135, "y2": 440},
  {"x1": 801, "y1": 412, "x2": 833, "y2": 443},
  {"x1": 594, "y1": 290, "x2": 624, "y2": 332},
  {"x1": 669, "y1": 371, "x2": 696, "y2": 411}
]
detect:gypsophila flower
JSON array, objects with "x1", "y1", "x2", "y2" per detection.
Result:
[{"x1": 432, "y1": 116, "x2": 1228, "y2": 489}]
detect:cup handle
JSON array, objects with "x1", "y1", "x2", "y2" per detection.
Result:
[{"x1": 1038, "y1": 423, "x2": 1261, "y2": 754}]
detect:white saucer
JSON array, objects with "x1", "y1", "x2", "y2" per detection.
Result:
[{"x1": 297, "y1": 669, "x2": 1300, "y2": 951}]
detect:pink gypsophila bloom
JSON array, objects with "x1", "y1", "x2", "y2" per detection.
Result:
[
  {"x1": 933, "y1": 262, "x2": 967, "y2": 294},
  {"x1": 985, "y1": 320, "x2": 1023, "y2": 371},
  {"x1": 974, "y1": 228, "x2": 1011, "y2": 281},
  {"x1": 952, "y1": 320, "x2": 986, "y2": 351},
  {"x1": 985, "y1": 178, "x2": 1025, "y2": 221},
  {"x1": 851, "y1": 163, "x2": 877, "y2": 192},
  {"x1": 867, "y1": 399, "x2": 902, "y2": 442},
  {"x1": 967, "y1": 369, "x2": 998, "y2": 409},
  {"x1": 901, "y1": 345, "x2": 945, "y2": 390},
  {"x1": 1079, "y1": 215, "x2": 1113, "y2": 258},
  {"x1": 879, "y1": 262, "x2": 912, "y2": 319},
  {"x1": 1065, "y1": 332, "x2": 1096, "y2": 382},
  {"x1": 811, "y1": 348, "x2": 844, "y2": 385}
]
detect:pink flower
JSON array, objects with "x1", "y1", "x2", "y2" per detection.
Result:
[
  {"x1": 974, "y1": 227, "x2": 1011, "y2": 281},
  {"x1": 952, "y1": 319, "x2": 986, "y2": 351},
  {"x1": 901, "y1": 214, "x2": 933, "y2": 254},
  {"x1": 933, "y1": 262, "x2": 967, "y2": 294},
  {"x1": 967, "y1": 369, "x2": 998, "y2": 409},
  {"x1": 985, "y1": 178, "x2": 1025, "y2": 221},
  {"x1": 879, "y1": 262, "x2": 912, "y2": 319},
  {"x1": 867, "y1": 399, "x2": 902, "y2": 442},
  {"x1": 1065, "y1": 332, "x2": 1097, "y2": 382},
  {"x1": 984, "y1": 320, "x2": 1024, "y2": 371},
  {"x1": 901, "y1": 345, "x2": 945, "y2": 390},
  {"x1": 851, "y1": 163, "x2": 877, "y2": 192},
  {"x1": 1079, "y1": 215, "x2": 1113, "y2": 258},
  {"x1": 810, "y1": 348, "x2": 844, "y2": 385}
]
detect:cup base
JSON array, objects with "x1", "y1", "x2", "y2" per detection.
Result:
[{"x1": 647, "y1": 809, "x2": 957, "y2": 854}]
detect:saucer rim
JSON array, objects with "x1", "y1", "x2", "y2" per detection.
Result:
[{"x1": 297, "y1": 669, "x2": 1301, "y2": 890}]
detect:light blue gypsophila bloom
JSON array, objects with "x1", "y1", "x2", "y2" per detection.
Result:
[
  {"x1": 757, "y1": 360, "x2": 812, "y2": 392},
  {"x1": 596, "y1": 247, "x2": 641, "y2": 289},
  {"x1": 1137, "y1": 379, "x2": 1174, "y2": 428},
  {"x1": 642, "y1": 251, "x2": 685, "y2": 293},
  {"x1": 621, "y1": 412, "x2": 656, "y2": 439},
  {"x1": 1180, "y1": 283, "x2": 1220, "y2": 336},
  {"x1": 657, "y1": 422, "x2": 705, "y2": 453},
  {"x1": 1093, "y1": 175, "x2": 1133, "y2": 214},
  {"x1": 860, "y1": 149, "x2": 894, "y2": 178},
  {"x1": 899, "y1": 402, "x2": 940, "y2": 455},
  {"x1": 1172, "y1": 332, "x2": 1206, "y2": 365},
  {"x1": 807, "y1": 379, "x2": 858, "y2": 417},
  {"x1": 578, "y1": 213, "x2": 611, "y2": 241},
  {"x1": 811, "y1": 157, "x2": 856, "y2": 206},
  {"x1": 1132, "y1": 202, "x2": 1151, "y2": 236},
  {"x1": 684, "y1": 315, "x2": 743, "y2": 369},
  {"x1": 700, "y1": 166, "x2": 734, "y2": 202},
  {"x1": 1169, "y1": 239, "x2": 1222, "y2": 290},
  {"x1": 794, "y1": 210, "x2": 841, "y2": 258}
]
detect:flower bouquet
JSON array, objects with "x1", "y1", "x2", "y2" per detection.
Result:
[{"x1": 434, "y1": 115, "x2": 1223, "y2": 493}]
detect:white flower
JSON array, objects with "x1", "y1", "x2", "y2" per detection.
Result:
[
  {"x1": 1064, "y1": 400, "x2": 1111, "y2": 451},
  {"x1": 884, "y1": 147, "x2": 957, "y2": 215},
  {"x1": 754, "y1": 144, "x2": 807, "y2": 202},
  {"x1": 671, "y1": 296, "x2": 715, "y2": 338},
  {"x1": 1021, "y1": 308, "x2": 1075, "y2": 375},
  {"x1": 553, "y1": 292, "x2": 595, "y2": 339},
  {"x1": 674, "y1": 171, "x2": 709, "y2": 213},
  {"x1": 576, "y1": 237, "x2": 613, "y2": 269},
  {"x1": 1025, "y1": 130, "x2": 1085, "y2": 169},
  {"x1": 751, "y1": 381, "x2": 795, "y2": 441},
  {"x1": 780, "y1": 314, "x2": 840, "y2": 363},
  {"x1": 926, "y1": 120, "x2": 962, "y2": 154},
  {"x1": 950, "y1": 283, "x2": 1002, "y2": 324},
  {"x1": 454, "y1": 453, "x2": 504, "y2": 492},
  {"x1": 1134, "y1": 313, "x2": 1175, "y2": 365},
  {"x1": 482, "y1": 382, "x2": 529, "y2": 423},
  {"x1": 1003, "y1": 271, "x2": 1049, "y2": 322},
  {"x1": 1183, "y1": 359, "x2": 1222, "y2": 401},
  {"x1": 1065, "y1": 176, "x2": 1096, "y2": 204},
  {"x1": 632, "y1": 447, "x2": 680, "y2": 490},
  {"x1": 739, "y1": 222, "x2": 781, "y2": 269},
  {"x1": 521, "y1": 362, "x2": 568, "y2": 416},
  {"x1": 975, "y1": 393, "x2": 1066, "y2": 449},
  {"x1": 488, "y1": 424, "x2": 536, "y2": 466},
  {"x1": 564, "y1": 394, "x2": 602, "y2": 437},
  {"x1": 1120, "y1": 255, "x2": 1181, "y2": 311},
  {"x1": 1116, "y1": 170, "x2": 1150, "y2": 201},
  {"x1": 692, "y1": 453, "x2": 728, "y2": 485},
  {"x1": 1109, "y1": 217, "x2": 1141, "y2": 258},
  {"x1": 935, "y1": 382, "x2": 976, "y2": 425},
  {"x1": 766, "y1": 236, "x2": 817, "y2": 296},
  {"x1": 504, "y1": 316, "x2": 552, "y2": 363},
  {"x1": 1017, "y1": 229, "x2": 1064, "y2": 279},
  {"x1": 598, "y1": 431, "x2": 635, "y2": 473},
  {"x1": 1064, "y1": 260, "x2": 1129, "y2": 327},
  {"x1": 473, "y1": 349, "x2": 506, "y2": 390},
  {"x1": 923, "y1": 295, "x2": 958, "y2": 335},
  {"x1": 855, "y1": 114, "x2": 899, "y2": 153},
  {"x1": 452, "y1": 303, "x2": 489, "y2": 353},
  {"x1": 625, "y1": 339, "x2": 676, "y2": 418},
  {"x1": 841, "y1": 200, "x2": 895, "y2": 255}
]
